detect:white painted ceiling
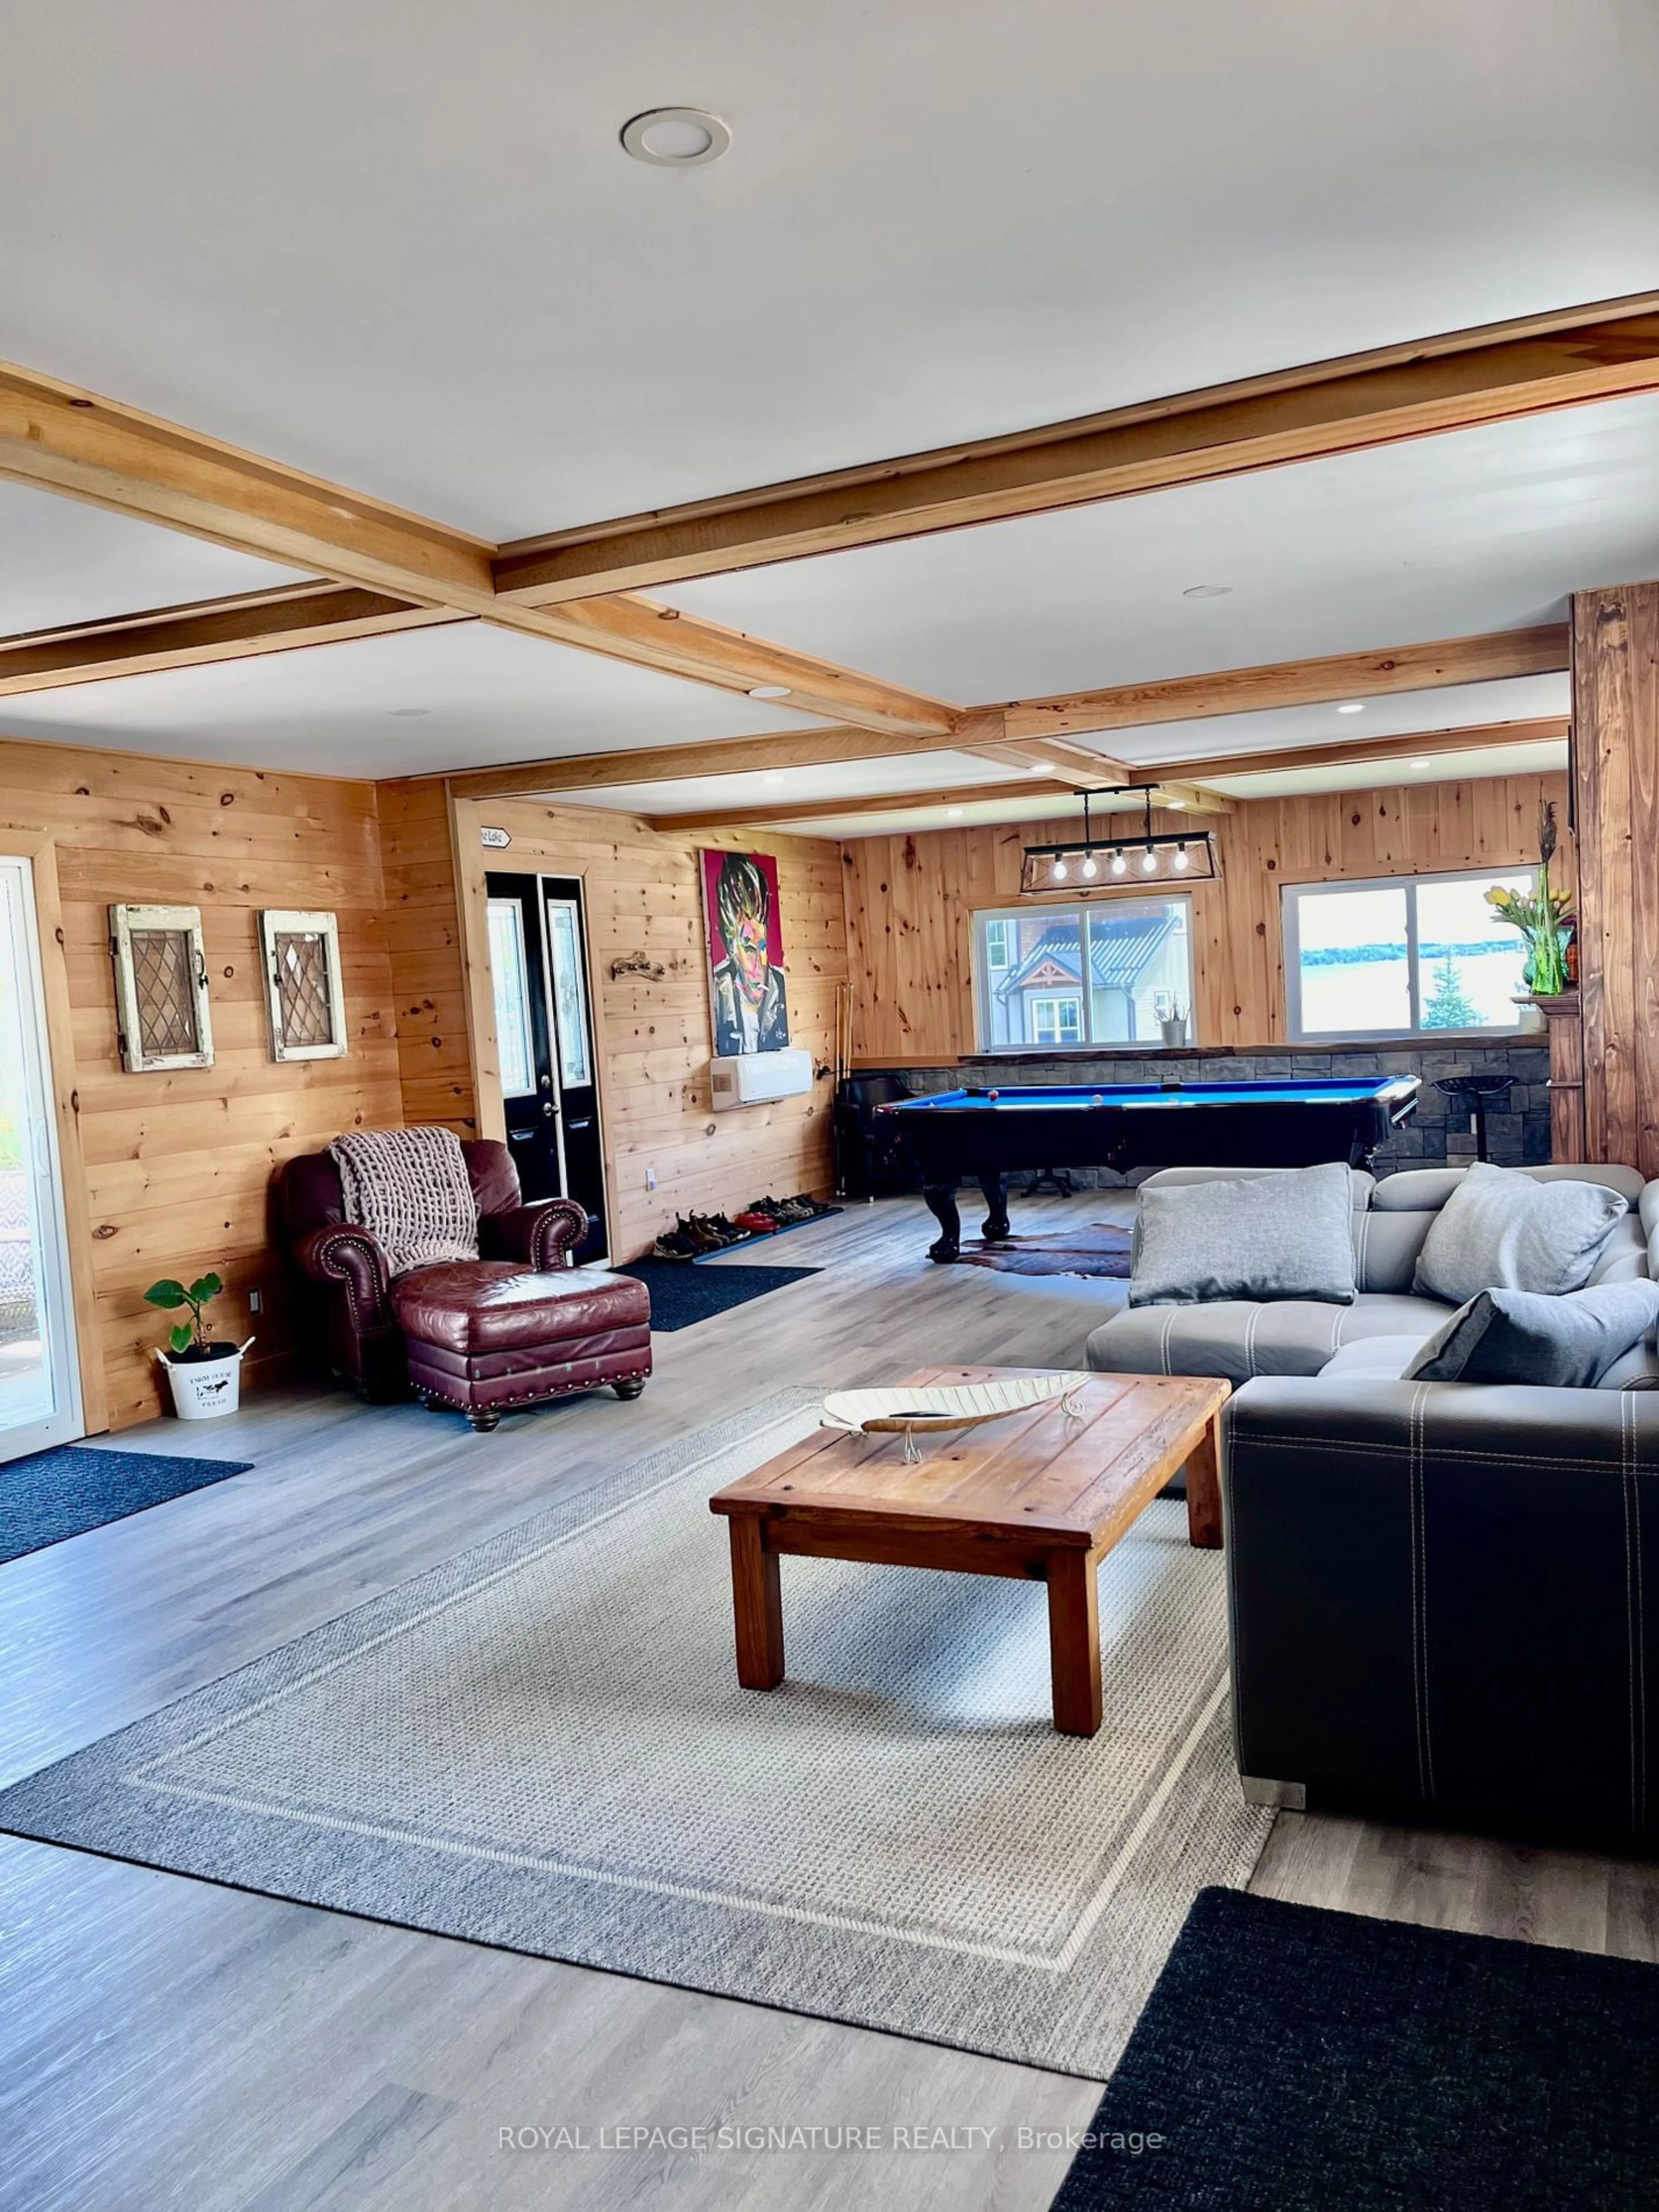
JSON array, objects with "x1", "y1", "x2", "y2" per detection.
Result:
[
  {"x1": 0, "y1": 623, "x2": 829, "y2": 777},
  {"x1": 1, "y1": 3, "x2": 1656, "y2": 537},
  {"x1": 0, "y1": 482, "x2": 305, "y2": 635},
  {"x1": 658, "y1": 400, "x2": 1659, "y2": 705},
  {"x1": 0, "y1": 6, "x2": 1652, "y2": 791}
]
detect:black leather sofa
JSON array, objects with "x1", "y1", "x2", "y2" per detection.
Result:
[{"x1": 1225, "y1": 1376, "x2": 1659, "y2": 1850}]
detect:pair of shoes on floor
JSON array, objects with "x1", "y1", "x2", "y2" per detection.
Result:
[
  {"x1": 655, "y1": 1212, "x2": 750, "y2": 1259},
  {"x1": 653, "y1": 1200, "x2": 827, "y2": 1259},
  {"x1": 652, "y1": 1214, "x2": 735, "y2": 1259},
  {"x1": 744, "y1": 1193, "x2": 826, "y2": 1227},
  {"x1": 651, "y1": 1221, "x2": 702, "y2": 1259}
]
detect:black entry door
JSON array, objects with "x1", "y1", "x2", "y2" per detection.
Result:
[{"x1": 485, "y1": 871, "x2": 608, "y2": 1264}]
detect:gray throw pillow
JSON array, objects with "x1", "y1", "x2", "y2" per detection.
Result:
[
  {"x1": 1404, "y1": 1281, "x2": 1659, "y2": 1387},
  {"x1": 1412, "y1": 1163, "x2": 1627, "y2": 1307},
  {"x1": 1129, "y1": 1160, "x2": 1357, "y2": 1308}
]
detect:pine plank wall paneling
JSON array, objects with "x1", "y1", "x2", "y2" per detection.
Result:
[
  {"x1": 839, "y1": 772, "x2": 1573, "y2": 1064},
  {"x1": 0, "y1": 737, "x2": 404, "y2": 1429},
  {"x1": 423, "y1": 791, "x2": 846, "y2": 1261},
  {"x1": 376, "y1": 776, "x2": 479, "y2": 1140},
  {"x1": 0, "y1": 732, "x2": 1569, "y2": 1434}
]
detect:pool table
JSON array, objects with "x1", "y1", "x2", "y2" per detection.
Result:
[{"x1": 876, "y1": 1076, "x2": 1421, "y2": 1261}]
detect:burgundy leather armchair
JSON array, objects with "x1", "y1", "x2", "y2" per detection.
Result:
[{"x1": 279, "y1": 1139, "x2": 651, "y2": 1429}]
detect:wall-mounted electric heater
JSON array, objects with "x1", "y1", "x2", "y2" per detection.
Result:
[{"x1": 710, "y1": 1047, "x2": 814, "y2": 1109}]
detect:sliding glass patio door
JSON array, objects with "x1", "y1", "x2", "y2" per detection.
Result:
[{"x1": 0, "y1": 858, "x2": 81, "y2": 1460}]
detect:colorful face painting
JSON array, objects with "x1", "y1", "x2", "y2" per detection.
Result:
[{"x1": 701, "y1": 850, "x2": 790, "y2": 1057}]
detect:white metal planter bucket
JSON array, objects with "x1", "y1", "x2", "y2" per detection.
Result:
[{"x1": 155, "y1": 1340, "x2": 251, "y2": 1420}]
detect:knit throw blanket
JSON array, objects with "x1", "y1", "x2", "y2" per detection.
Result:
[{"x1": 331, "y1": 1127, "x2": 480, "y2": 1276}]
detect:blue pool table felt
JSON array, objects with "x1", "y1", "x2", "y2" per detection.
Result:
[{"x1": 891, "y1": 1081, "x2": 1408, "y2": 1110}]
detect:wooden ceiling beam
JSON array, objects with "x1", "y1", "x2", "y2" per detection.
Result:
[
  {"x1": 639, "y1": 778, "x2": 1235, "y2": 836},
  {"x1": 1004, "y1": 625, "x2": 1568, "y2": 740},
  {"x1": 508, "y1": 591, "x2": 959, "y2": 735},
  {"x1": 440, "y1": 713, "x2": 1014, "y2": 803},
  {"x1": 959, "y1": 732, "x2": 1134, "y2": 785},
  {"x1": 642, "y1": 778, "x2": 1079, "y2": 834},
  {"x1": 1131, "y1": 714, "x2": 1570, "y2": 785},
  {"x1": 1145, "y1": 782, "x2": 1234, "y2": 815},
  {"x1": 435, "y1": 635, "x2": 1566, "y2": 804},
  {"x1": 492, "y1": 292, "x2": 1659, "y2": 601},
  {"x1": 0, "y1": 582, "x2": 461, "y2": 695},
  {"x1": 0, "y1": 360, "x2": 959, "y2": 735}
]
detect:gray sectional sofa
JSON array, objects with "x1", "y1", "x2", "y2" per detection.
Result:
[
  {"x1": 1085, "y1": 1161, "x2": 1659, "y2": 1389},
  {"x1": 1086, "y1": 1161, "x2": 1659, "y2": 1850}
]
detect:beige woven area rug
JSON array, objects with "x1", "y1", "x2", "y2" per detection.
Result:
[{"x1": 0, "y1": 1389, "x2": 1271, "y2": 2079}]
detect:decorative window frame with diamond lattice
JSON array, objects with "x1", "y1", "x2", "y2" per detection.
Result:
[
  {"x1": 108, "y1": 903, "x2": 215, "y2": 1073},
  {"x1": 260, "y1": 909, "x2": 348, "y2": 1062}
]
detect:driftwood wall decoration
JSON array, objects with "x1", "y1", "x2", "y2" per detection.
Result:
[{"x1": 609, "y1": 950, "x2": 667, "y2": 983}]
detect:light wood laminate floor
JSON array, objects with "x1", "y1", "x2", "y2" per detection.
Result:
[{"x1": 5, "y1": 1194, "x2": 1659, "y2": 2212}]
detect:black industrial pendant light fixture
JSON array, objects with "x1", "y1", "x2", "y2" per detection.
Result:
[{"x1": 1020, "y1": 788, "x2": 1220, "y2": 896}]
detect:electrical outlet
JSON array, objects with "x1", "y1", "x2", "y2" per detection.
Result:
[
  {"x1": 248, "y1": 1288, "x2": 263, "y2": 1315},
  {"x1": 645, "y1": 1165, "x2": 657, "y2": 1191}
]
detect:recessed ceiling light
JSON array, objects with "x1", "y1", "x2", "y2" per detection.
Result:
[
  {"x1": 1166, "y1": 797, "x2": 1187, "y2": 810},
  {"x1": 946, "y1": 806, "x2": 965, "y2": 817},
  {"x1": 1024, "y1": 761, "x2": 1052, "y2": 774},
  {"x1": 1182, "y1": 584, "x2": 1232, "y2": 600},
  {"x1": 760, "y1": 772, "x2": 784, "y2": 783},
  {"x1": 1336, "y1": 701, "x2": 1365, "y2": 715},
  {"x1": 745, "y1": 683, "x2": 791, "y2": 700},
  {"x1": 620, "y1": 108, "x2": 731, "y2": 166},
  {"x1": 1410, "y1": 757, "x2": 1433, "y2": 770},
  {"x1": 389, "y1": 708, "x2": 430, "y2": 718}
]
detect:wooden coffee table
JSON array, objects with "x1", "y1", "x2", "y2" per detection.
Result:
[{"x1": 709, "y1": 1365, "x2": 1229, "y2": 1737}]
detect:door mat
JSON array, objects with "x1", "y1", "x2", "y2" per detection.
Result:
[{"x1": 0, "y1": 1445, "x2": 255, "y2": 1564}]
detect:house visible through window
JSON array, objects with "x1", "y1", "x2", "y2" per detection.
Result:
[
  {"x1": 971, "y1": 899, "x2": 1194, "y2": 1051},
  {"x1": 1283, "y1": 868, "x2": 1536, "y2": 1040}
]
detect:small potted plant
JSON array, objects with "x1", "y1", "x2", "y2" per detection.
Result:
[{"x1": 145, "y1": 1271, "x2": 252, "y2": 1419}]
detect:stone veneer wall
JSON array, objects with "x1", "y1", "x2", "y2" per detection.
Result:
[{"x1": 877, "y1": 1043, "x2": 1551, "y2": 1182}]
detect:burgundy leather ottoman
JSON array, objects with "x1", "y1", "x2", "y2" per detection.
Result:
[{"x1": 392, "y1": 1262, "x2": 652, "y2": 1430}]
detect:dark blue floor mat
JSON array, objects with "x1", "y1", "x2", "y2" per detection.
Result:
[
  {"x1": 619, "y1": 1259, "x2": 821, "y2": 1330},
  {"x1": 0, "y1": 1445, "x2": 256, "y2": 1564}
]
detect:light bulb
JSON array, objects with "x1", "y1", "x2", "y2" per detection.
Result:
[
  {"x1": 1141, "y1": 847, "x2": 1158, "y2": 873},
  {"x1": 1052, "y1": 857, "x2": 1068, "y2": 881},
  {"x1": 1173, "y1": 844, "x2": 1190, "y2": 871},
  {"x1": 1080, "y1": 854, "x2": 1098, "y2": 880},
  {"x1": 1110, "y1": 850, "x2": 1127, "y2": 877}
]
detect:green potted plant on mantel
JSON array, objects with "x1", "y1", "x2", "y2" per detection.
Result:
[
  {"x1": 144, "y1": 1270, "x2": 253, "y2": 1419},
  {"x1": 1484, "y1": 801, "x2": 1574, "y2": 1032}
]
